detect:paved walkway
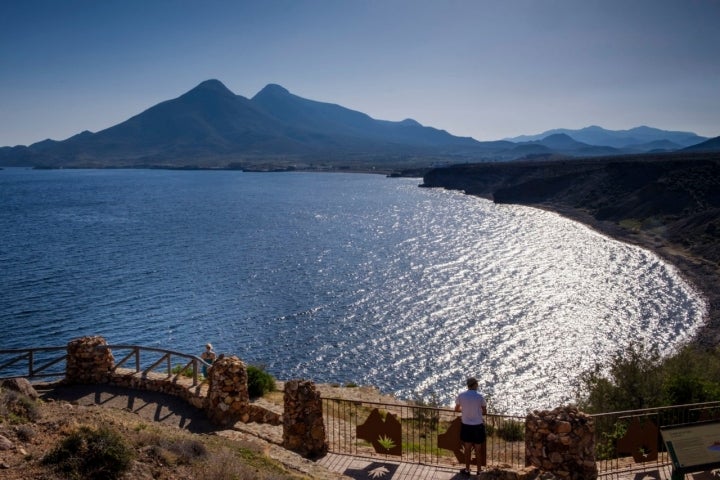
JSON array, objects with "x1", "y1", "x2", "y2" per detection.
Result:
[{"x1": 318, "y1": 453, "x2": 468, "y2": 479}]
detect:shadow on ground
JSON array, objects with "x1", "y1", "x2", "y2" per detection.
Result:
[{"x1": 41, "y1": 383, "x2": 216, "y2": 434}]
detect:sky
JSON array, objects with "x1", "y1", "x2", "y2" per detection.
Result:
[{"x1": 1, "y1": 0, "x2": 719, "y2": 147}]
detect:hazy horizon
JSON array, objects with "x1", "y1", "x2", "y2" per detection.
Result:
[{"x1": 2, "y1": 0, "x2": 719, "y2": 147}]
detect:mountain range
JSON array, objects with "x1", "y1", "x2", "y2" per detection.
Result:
[{"x1": 0, "y1": 79, "x2": 716, "y2": 169}]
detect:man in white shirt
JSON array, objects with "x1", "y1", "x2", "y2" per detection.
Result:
[{"x1": 454, "y1": 377, "x2": 487, "y2": 475}]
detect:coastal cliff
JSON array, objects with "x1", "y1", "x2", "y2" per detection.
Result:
[{"x1": 422, "y1": 152, "x2": 720, "y2": 346}]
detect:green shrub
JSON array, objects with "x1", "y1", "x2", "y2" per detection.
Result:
[
  {"x1": 247, "y1": 365, "x2": 276, "y2": 398},
  {"x1": 171, "y1": 363, "x2": 195, "y2": 378},
  {"x1": 578, "y1": 341, "x2": 663, "y2": 413},
  {"x1": 578, "y1": 342, "x2": 720, "y2": 413},
  {"x1": 496, "y1": 419, "x2": 525, "y2": 442},
  {"x1": 413, "y1": 394, "x2": 440, "y2": 431},
  {"x1": 42, "y1": 425, "x2": 134, "y2": 480}
]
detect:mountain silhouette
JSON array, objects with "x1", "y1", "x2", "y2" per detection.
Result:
[
  {"x1": 682, "y1": 136, "x2": 720, "y2": 152},
  {"x1": 0, "y1": 80, "x2": 716, "y2": 169},
  {"x1": 0, "y1": 79, "x2": 487, "y2": 168},
  {"x1": 506, "y1": 125, "x2": 707, "y2": 150}
]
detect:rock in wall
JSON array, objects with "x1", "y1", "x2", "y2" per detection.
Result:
[{"x1": 525, "y1": 406, "x2": 597, "y2": 480}]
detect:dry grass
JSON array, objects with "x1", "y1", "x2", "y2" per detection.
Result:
[{"x1": 0, "y1": 386, "x2": 333, "y2": 480}]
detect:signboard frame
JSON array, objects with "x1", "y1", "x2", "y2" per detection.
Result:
[{"x1": 660, "y1": 419, "x2": 720, "y2": 477}]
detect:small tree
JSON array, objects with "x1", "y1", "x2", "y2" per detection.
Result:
[
  {"x1": 578, "y1": 341, "x2": 663, "y2": 413},
  {"x1": 247, "y1": 364, "x2": 276, "y2": 398}
]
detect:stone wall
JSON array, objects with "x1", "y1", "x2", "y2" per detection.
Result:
[
  {"x1": 65, "y1": 336, "x2": 114, "y2": 383},
  {"x1": 282, "y1": 380, "x2": 327, "y2": 458},
  {"x1": 62, "y1": 337, "x2": 280, "y2": 426},
  {"x1": 204, "y1": 355, "x2": 250, "y2": 426},
  {"x1": 107, "y1": 370, "x2": 206, "y2": 409},
  {"x1": 525, "y1": 406, "x2": 597, "y2": 480}
]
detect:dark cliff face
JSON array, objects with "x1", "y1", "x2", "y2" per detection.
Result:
[{"x1": 423, "y1": 153, "x2": 720, "y2": 264}]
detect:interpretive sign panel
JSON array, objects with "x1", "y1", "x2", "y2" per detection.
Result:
[{"x1": 661, "y1": 420, "x2": 720, "y2": 475}]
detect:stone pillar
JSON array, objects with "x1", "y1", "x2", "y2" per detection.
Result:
[
  {"x1": 282, "y1": 380, "x2": 327, "y2": 458},
  {"x1": 204, "y1": 355, "x2": 249, "y2": 426},
  {"x1": 65, "y1": 336, "x2": 114, "y2": 383},
  {"x1": 525, "y1": 405, "x2": 597, "y2": 480}
]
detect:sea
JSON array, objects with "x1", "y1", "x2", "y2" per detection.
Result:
[{"x1": 0, "y1": 168, "x2": 707, "y2": 414}]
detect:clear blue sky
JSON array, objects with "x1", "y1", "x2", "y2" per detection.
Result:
[{"x1": 1, "y1": 0, "x2": 719, "y2": 147}]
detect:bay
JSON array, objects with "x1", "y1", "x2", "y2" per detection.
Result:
[{"x1": 0, "y1": 168, "x2": 706, "y2": 413}]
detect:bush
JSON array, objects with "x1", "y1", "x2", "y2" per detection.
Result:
[
  {"x1": 0, "y1": 390, "x2": 40, "y2": 423},
  {"x1": 171, "y1": 363, "x2": 195, "y2": 378},
  {"x1": 578, "y1": 341, "x2": 663, "y2": 413},
  {"x1": 42, "y1": 425, "x2": 134, "y2": 480},
  {"x1": 578, "y1": 342, "x2": 720, "y2": 413},
  {"x1": 496, "y1": 419, "x2": 525, "y2": 442},
  {"x1": 247, "y1": 365, "x2": 276, "y2": 398}
]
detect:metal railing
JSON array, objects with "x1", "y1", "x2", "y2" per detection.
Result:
[
  {"x1": 322, "y1": 396, "x2": 526, "y2": 468},
  {"x1": 591, "y1": 401, "x2": 720, "y2": 477},
  {"x1": 0, "y1": 345, "x2": 210, "y2": 387}
]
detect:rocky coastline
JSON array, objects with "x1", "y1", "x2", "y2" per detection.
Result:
[{"x1": 420, "y1": 152, "x2": 720, "y2": 347}]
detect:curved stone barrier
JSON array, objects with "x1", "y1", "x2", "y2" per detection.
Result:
[{"x1": 63, "y1": 336, "x2": 282, "y2": 429}]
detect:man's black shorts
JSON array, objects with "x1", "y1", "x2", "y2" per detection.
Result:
[{"x1": 460, "y1": 423, "x2": 486, "y2": 444}]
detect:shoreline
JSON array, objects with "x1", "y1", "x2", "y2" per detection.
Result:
[
  {"x1": 420, "y1": 156, "x2": 720, "y2": 350},
  {"x1": 505, "y1": 201, "x2": 720, "y2": 348}
]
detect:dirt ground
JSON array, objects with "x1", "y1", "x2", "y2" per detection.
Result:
[{"x1": 0, "y1": 382, "x2": 352, "y2": 480}]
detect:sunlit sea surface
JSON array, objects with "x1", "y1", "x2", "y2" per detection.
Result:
[{"x1": 0, "y1": 168, "x2": 707, "y2": 413}]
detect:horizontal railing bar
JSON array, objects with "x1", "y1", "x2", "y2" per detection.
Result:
[
  {"x1": 589, "y1": 401, "x2": 720, "y2": 419},
  {"x1": 0, "y1": 347, "x2": 67, "y2": 354},
  {"x1": 0, "y1": 353, "x2": 30, "y2": 371},
  {"x1": 31, "y1": 354, "x2": 67, "y2": 375}
]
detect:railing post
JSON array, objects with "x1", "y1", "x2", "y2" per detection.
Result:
[
  {"x1": 134, "y1": 347, "x2": 140, "y2": 373},
  {"x1": 28, "y1": 350, "x2": 34, "y2": 377},
  {"x1": 192, "y1": 359, "x2": 199, "y2": 386}
]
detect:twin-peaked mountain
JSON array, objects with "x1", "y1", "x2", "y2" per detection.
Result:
[
  {"x1": 0, "y1": 79, "x2": 715, "y2": 168},
  {"x1": 1, "y1": 80, "x2": 491, "y2": 168}
]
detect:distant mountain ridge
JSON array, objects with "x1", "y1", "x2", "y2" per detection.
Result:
[
  {"x1": 0, "y1": 80, "x2": 716, "y2": 169},
  {"x1": 506, "y1": 125, "x2": 706, "y2": 150}
]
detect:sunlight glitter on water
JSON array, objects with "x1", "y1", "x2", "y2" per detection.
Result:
[
  {"x1": 0, "y1": 170, "x2": 707, "y2": 415},
  {"x1": 302, "y1": 189, "x2": 707, "y2": 414}
]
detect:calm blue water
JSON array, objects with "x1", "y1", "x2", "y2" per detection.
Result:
[{"x1": 0, "y1": 168, "x2": 707, "y2": 413}]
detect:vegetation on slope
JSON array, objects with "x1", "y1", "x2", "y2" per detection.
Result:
[
  {"x1": 578, "y1": 342, "x2": 720, "y2": 413},
  {"x1": 0, "y1": 384, "x2": 312, "y2": 480}
]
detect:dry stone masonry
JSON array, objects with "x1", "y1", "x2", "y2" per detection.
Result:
[
  {"x1": 65, "y1": 336, "x2": 114, "y2": 383},
  {"x1": 61, "y1": 337, "x2": 279, "y2": 426},
  {"x1": 282, "y1": 379, "x2": 328, "y2": 458},
  {"x1": 525, "y1": 406, "x2": 597, "y2": 480},
  {"x1": 204, "y1": 355, "x2": 250, "y2": 426}
]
